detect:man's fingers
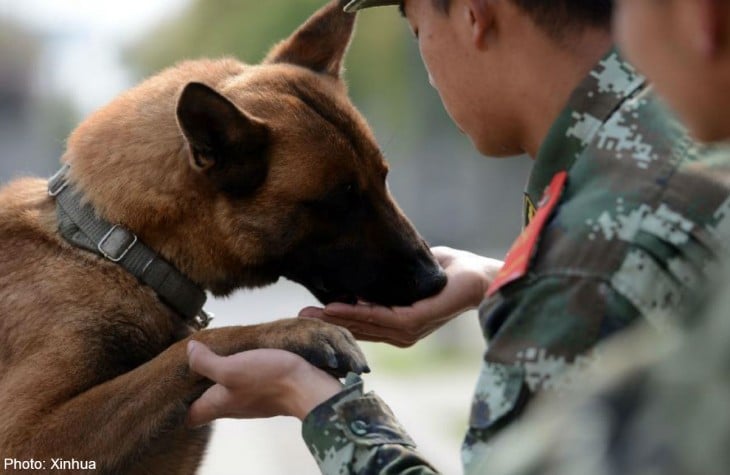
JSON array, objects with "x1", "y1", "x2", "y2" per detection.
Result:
[
  {"x1": 314, "y1": 314, "x2": 414, "y2": 345},
  {"x1": 430, "y1": 246, "x2": 456, "y2": 266},
  {"x1": 187, "y1": 384, "x2": 229, "y2": 428},
  {"x1": 300, "y1": 304, "x2": 394, "y2": 325},
  {"x1": 430, "y1": 246, "x2": 454, "y2": 258},
  {"x1": 324, "y1": 302, "x2": 402, "y2": 327},
  {"x1": 323, "y1": 302, "x2": 432, "y2": 336},
  {"x1": 298, "y1": 306, "x2": 326, "y2": 318},
  {"x1": 300, "y1": 312, "x2": 388, "y2": 340},
  {"x1": 316, "y1": 314, "x2": 382, "y2": 336},
  {"x1": 187, "y1": 340, "x2": 230, "y2": 383}
]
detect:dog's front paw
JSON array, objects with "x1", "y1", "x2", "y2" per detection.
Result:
[{"x1": 267, "y1": 318, "x2": 369, "y2": 378}]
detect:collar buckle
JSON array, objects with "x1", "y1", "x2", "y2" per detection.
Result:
[
  {"x1": 48, "y1": 164, "x2": 71, "y2": 197},
  {"x1": 98, "y1": 225, "x2": 138, "y2": 263},
  {"x1": 50, "y1": 164, "x2": 209, "y2": 327}
]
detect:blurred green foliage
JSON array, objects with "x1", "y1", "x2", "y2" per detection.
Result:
[
  {"x1": 0, "y1": 19, "x2": 38, "y2": 62},
  {"x1": 0, "y1": 19, "x2": 77, "y2": 179},
  {"x1": 128, "y1": 0, "x2": 449, "y2": 142}
]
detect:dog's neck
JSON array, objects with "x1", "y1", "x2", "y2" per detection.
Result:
[{"x1": 48, "y1": 164, "x2": 212, "y2": 330}]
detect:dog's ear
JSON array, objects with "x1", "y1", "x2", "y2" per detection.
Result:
[
  {"x1": 264, "y1": 0, "x2": 356, "y2": 78},
  {"x1": 177, "y1": 82, "x2": 270, "y2": 196}
]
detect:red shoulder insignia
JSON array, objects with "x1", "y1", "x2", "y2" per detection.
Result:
[{"x1": 487, "y1": 171, "x2": 568, "y2": 297}]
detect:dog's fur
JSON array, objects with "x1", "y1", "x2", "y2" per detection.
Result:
[{"x1": 0, "y1": 2, "x2": 446, "y2": 474}]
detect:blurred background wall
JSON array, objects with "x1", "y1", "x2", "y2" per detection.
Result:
[{"x1": 0, "y1": 1, "x2": 532, "y2": 473}]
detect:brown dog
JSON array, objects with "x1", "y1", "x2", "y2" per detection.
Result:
[{"x1": 0, "y1": 2, "x2": 446, "y2": 474}]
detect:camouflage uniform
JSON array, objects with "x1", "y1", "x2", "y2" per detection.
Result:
[
  {"x1": 301, "y1": 49, "x2": 730, "y2": 474},
  {"x1": 485, "y1": 248, "x2": 730, "y2": 475}
]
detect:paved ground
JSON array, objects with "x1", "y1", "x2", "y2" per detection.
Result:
[{"x1": 197, "y1": 280, "x2": 485, "y2": 475}]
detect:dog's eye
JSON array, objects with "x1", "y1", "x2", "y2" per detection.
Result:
[
  {"x1": 333, "y1": 183, "x2": 359, "y2": 206},
  {"x1": 306, "y1": 182, "x2": 360, "y2": 215}
]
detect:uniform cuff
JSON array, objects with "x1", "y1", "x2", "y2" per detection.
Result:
[{"x1": 302, "y1": 373, "x2": 416, "y2": 453}]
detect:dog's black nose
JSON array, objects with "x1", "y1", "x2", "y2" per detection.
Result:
[{"x1": 415, "y1": 267, "x2": 448, "y2": 299}]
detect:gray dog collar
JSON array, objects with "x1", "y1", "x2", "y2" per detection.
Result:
[{"x1": 48, "y1": 164, "x2": 212, "y2": 330}]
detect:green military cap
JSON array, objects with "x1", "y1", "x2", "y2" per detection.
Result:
[{"x1": 343, "y1": 0, "x2": 400, "y2": 13}]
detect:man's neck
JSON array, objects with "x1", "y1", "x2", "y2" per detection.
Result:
[{"x1": 519, "y1": 30, "x2": 613, "y2": 158}]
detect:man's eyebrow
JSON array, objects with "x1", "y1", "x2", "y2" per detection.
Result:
[{"x1": 398, "y1": 1, "x2": 405, "y2": 17}]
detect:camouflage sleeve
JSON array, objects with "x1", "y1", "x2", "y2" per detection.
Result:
[
  {"x1": 301, "y1": 373, "x2": 441, "y2": 475},
  {"x1": 484, "y1": 266, "x2": 730, "y2": 475},
  {"x1": 460, "y1": 274, "x2": 643, "y2": 471}
]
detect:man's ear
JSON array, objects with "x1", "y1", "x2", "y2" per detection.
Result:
[
  {"x1": 264, "y1": 0, "x2": 356, "y2": 78},
  {"x1": 466, "y1": 0, "x2": 496, "y2": 50},
  {"x1": 176, "y1": 82, "x2": 270, "y2": 196},
  {"x1": 689, "y1": 0, "x2": 730, "y2": 58}
]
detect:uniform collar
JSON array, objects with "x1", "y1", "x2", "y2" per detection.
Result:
[{"x1": 524, "y1": 47, "x2": 646, "y2": 225}]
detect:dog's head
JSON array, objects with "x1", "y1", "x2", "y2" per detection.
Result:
[{"x1": 65, "y1": 0, "x2": 446, "y2": 307}]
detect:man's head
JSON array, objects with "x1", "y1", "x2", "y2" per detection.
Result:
[
  {"x1": 615, "y1": 0, "x2": 730, "y2": 143},
  {"x1": 346, "y1": 0, "x2": 613, "y2": 157},
  {"x1": 395, "y1": 0, "x2": 613, "y2": 38},
  {"x1": 346, "y1": 0, "x2": 613, "y2": 29}
]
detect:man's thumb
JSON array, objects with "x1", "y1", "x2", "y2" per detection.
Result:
[{"x1": 187, "y1": 340, "x2": 226, "y2": 382}]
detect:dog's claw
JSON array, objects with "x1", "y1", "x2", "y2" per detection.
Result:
[
  {"x1": 325, "y1": 346, "x2": 340, "y2": 369},
  {"x1": 347, "y1": 360, "x2": 369, "y2": 377},
  {"x1": 275, "y1": 318, "x2": 368, "y2": 378}
]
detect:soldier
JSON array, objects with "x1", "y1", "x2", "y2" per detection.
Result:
[{"x1": 185, "y1": 0, "x2": 730, "y2": 473}]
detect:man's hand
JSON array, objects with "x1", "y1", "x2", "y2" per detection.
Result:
[
  {"x1": 186, "y1": 341, "x2": 343, "y2": 427},
  {"x1": 299, "y1": 247, "x2": 503, "y2": 348}
]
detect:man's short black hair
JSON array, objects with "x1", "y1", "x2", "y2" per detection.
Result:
[{"x1": 429, "y1": 0, "x2": 613, "y2": 38}]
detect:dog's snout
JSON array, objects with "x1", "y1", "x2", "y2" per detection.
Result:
[
  {"x1": 415, "y1": 266, "x2": 448, "y2": 299},
  {"x1": 414, "y1": 249, "x2": 447, "y2": 300}
]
